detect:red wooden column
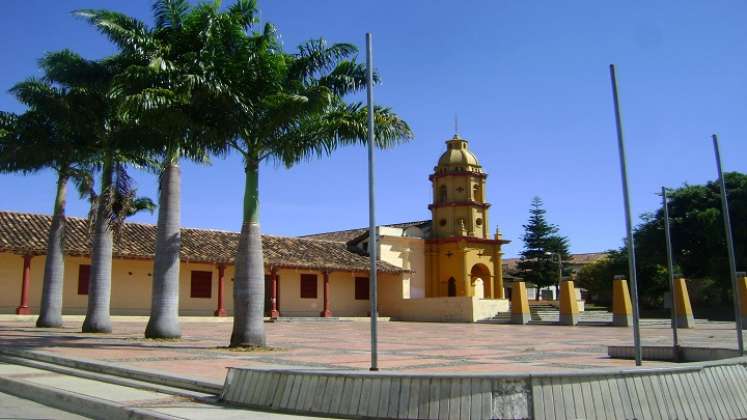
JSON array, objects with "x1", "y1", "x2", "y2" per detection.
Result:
[
  {"x1": 16, "y1": 255, "x2": 32, "y2": 315},
  {"x1": 214, "y1": 264, "x2": 226, "y2": 317},
  {"x1": 270, "y1": 267, "x2": 280, "y2": 319},
  {"x1": 320, "y1": 271, "x2": 332, "y2": 317}
]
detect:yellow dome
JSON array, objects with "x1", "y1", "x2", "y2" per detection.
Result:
[{"x1": 436, "y1": 134, "x2": 483, "y2": 172}]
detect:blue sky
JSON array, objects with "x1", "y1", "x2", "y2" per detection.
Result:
[{"x1": 1, "y1": 1, "x2": 746, "y2": 257}]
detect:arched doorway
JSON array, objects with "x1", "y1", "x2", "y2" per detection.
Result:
[
  {"x1": 470, "y1": 264, "x2": 492, "y2": 298},
  {"x1": 447, "y1": 277, "x2": 457, "y2": 297}
]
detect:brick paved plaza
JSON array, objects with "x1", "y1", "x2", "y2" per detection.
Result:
[{"x1": 0, "y1": 318, "x2": 738, "y2": 384}]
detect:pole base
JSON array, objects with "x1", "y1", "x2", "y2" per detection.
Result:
[
  {"x1": 511, "y1": 313, "x2": 531, "y2": 325},
  {"x1": 742, "y1": 316, "x2": 747, "y2": 330},
  {"x1": 675, "y1": 315, "x2": 695, "y2": 329},
  {"x1": 559, "y1": 313, "x2": 578, "y2": 326},
  {"x1": 612, "y1": 314, "x2": 632, "y2": 327},
  {"x1": 271, "y1": 309, "x2": 280, "y2": 319},
  {"x1": 213, "y1": 308, "x2": 226, "y2": 317},
  {"x1": 320, "y1": 309, "x2": 333, "y2": 318},
  {"x1": 15, "y1": 306, "x2": 31, "y2": 315}
]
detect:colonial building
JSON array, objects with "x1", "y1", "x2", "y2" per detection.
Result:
[{"x1": 0, "y1": 133, "x2": 514, "y2": 321}]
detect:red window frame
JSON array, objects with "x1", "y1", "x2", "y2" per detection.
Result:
[
  {"x1": 190, "y1": 271, "x2": 212, "y2": 298},
  {"x1": 78, "y1": 264, "x2": 90, "y2": 295},
  {"x1": 300, "y1": 274, "x2": 318, "y2": 299},
  {"x1": 355, "y1": 277, "x2": 369, "y2": 300}
]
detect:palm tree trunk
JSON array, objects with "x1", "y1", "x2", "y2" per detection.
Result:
[
  {"x1": 230, "y1": 158, "x2": 266, "y2": 347},
  {"x1": 36, "y1": 172, "x2": 68, "y2": 328},
  {"x1": 82, "y1": 155, "x2": 114, "y2": 333},
  {"x1": 145, "y1": 152, "x2": 182, "y2": 338}
]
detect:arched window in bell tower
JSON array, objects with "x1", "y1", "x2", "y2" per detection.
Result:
[
  {"x1": 438, "y1": 185, "x2": 447, "y2": 204},
  {"x1": 473, "y1": 184, "x2": 482, "y2": 202}
]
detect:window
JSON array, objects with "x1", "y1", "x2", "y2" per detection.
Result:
[
  {"x1": 355, "y1": 277, "x2": 369, "y2": 300},
  {"x1": 473, "y1": 184, "x2": 482, "y2": 201},
  {"x1": 300, "y1": 274, "x2": 318, "y2": 299},
  {"x1": 191, "y1": 271, "x2": 212, "y2": 298},
  {"x1": 438, "y1": 185, "x2": 447, "y2": 203},
  {"x1": 77, "y1": 265, "x2": 90, "y2": 295}
]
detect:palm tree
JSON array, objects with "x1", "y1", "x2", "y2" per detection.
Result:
[
  {"x1": 199, "y1": 10, "x2": 413, "y2": 347},
  {"x1": 75, "y1": 0, "x2": 235, "y2": 338},
  {"x1": 0, "y1": 75, "x2": 94, "y2": 328},
  {"x1": 40, "y1": 50, "x2": 156, "y2": 333}
]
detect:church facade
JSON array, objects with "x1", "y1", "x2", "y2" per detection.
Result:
[{"x1": 0, "y1": 133, "x2": 512, "y2": 321}]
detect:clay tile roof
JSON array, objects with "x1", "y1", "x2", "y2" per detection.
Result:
[
  {"x1": 502, "y1": 252, "x2": 609, "y2": 272},
  {"x1": 0, "y1": 211, "x2": 405, "y2": 273},
  {"x1": 300, "y1": 220, "x2": 431, "y2": 243}
]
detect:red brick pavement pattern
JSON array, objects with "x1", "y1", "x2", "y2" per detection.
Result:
[{"x1": 0, "y1": 319, "x2": 736, "y2": 383}]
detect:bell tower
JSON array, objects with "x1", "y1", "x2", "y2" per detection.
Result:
[
  {"x1": 429, "y1": 134, "x2": 490, "y2": 239},
  {"x1": 425, "y1": 133, "x2": 509, "y2": 299}
]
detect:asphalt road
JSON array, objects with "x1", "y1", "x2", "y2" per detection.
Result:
[{"x1": 0, "y1": 391, "x2": 88, "y2": 419}]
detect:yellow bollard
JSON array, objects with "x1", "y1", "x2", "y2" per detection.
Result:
[
  {"x1": 738, "y1": 272, "x2": 747, "y2": 330},
  {"x1": 559, "y1": 280, "x2": 579, "y2": 325},
  {"x1": 612, "y1": 275, "x2": 633, "y2": 327},
  {"x1": 511, "y1": 281, "x2": 531, "y2": 324},
  {"x1": 674, "y1": 277, "x2": 695, "y2": 328}
]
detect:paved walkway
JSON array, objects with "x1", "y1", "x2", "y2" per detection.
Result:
[{"x1": 0, "y1": 317, "x2": 738, "y2": 384}]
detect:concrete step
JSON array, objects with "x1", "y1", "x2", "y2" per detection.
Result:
[{"x1": 0, "y1": 355, "x2": 327, "y2": 420}]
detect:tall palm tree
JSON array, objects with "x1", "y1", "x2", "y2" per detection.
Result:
[
  {"x1": 41, "y1": 50, "x2": 156, "y2": 333},
  {"x1": 75, "y1": 0, "x2": 235, "y2": 338},
  {"x1": 0, "y1": 75, "x2": 94, "y2": 328},
  {"x1": 199, "y1": 9, "x2": 414, "y2": 347}
]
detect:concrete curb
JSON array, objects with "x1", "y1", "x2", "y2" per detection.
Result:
[
  {"x1": 0, "y1": 348, "x2": 222, "y2": 395},
  {"x1": 222, "y1": 357, "x2": 747, "y2": 420},
  {"x1": 0, "y1": 373, "x2": 175, "y2": 420}
]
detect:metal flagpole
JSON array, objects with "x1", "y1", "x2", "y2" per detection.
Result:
[
  {"x1": 366, "y1": 32, "x2": 379, "y2": 371},
  {"x1": 662, "y1": 187, "x2": 679, "y2": 354},
  {"x1": 609, "y1": 64, "x2": 643, "y2": 366},
  {"x1": 712, "y1": 134, "x2": 744, "y2": 355}
]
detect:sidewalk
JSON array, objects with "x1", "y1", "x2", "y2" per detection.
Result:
[{"x1": 0, "y1": 360, "x2": 329, "y2": 419}]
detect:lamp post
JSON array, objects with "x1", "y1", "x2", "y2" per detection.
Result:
[
  {"x1": 365, "y1": 32, "x2": 379, "y2": 371},
  {"x1": 609, "y1": 64, "x2": 642, "y2": 366},
  {"x1": 662, "y1": 187, "x2": 679, "y2": 353},
  {"x1": 545, "y1": 251, "x2": 562, "y2": 300},
  {"x1": 712, "y1": 134, "x2": 744, "y2": 355}
]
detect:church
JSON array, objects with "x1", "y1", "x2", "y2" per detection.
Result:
[{"x1": 0, "y1": 134, "x2": 514, "y2": 321}]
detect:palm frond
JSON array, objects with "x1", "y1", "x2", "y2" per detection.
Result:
[
  {"x1": 9, "y1": 78, "x2": 62, "y2": 108},
  {"x1": 227, "y1": 0, "x2": 258, "y2": 29},
  {"x1": 317, "y1": 60, "x2": 378, "y2": 96},
  {"x1": 289, "y1": 40, "x2": 358, "y2": 82},
  {"x1": 69, "y1": 166, "x2": 96, "y2": 200},
  {"x1": 74, "y1": 9, "x2": 155, "y2": 57},
  {"x1": 40, "y1": 50, "x2": 111, "y2": 90},
  {"x1": 153, "y1": 0, "x2": 190, "y2": 30}
]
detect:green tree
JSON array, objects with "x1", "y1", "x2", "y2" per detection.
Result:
[
  {"x1": 200, "y1": 10, "x2": 413, "y2": 347},
  {"x1": 576, "y1": 250, "x2": 625, "y2": 305},
  {"x1": 76, "y1": 0, "x2": 236, "y2": 339},
  {"x1": 577, "y1": 172, "x2": 747, "y2": 310},
  {"x1": 517, "y1": 197, "x2": 571, "y2": 299},
  {"x1": 0, "y1": 75, "x2": 95, "y2": 328}
]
